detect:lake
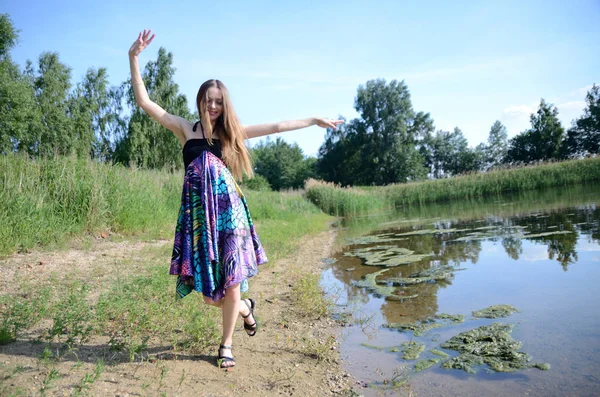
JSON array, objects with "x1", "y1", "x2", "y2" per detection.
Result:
[{"x1": 323, "y1": 184, "x2": 600, "y2": 397}]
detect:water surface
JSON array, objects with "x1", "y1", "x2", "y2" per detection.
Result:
[{"x1": 324, "y1": 185, "x2": 600, "y2": 397}]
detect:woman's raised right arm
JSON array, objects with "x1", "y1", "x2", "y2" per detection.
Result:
[{"x1": 129, "y1": 30, "x2": 189, "y2": 143}]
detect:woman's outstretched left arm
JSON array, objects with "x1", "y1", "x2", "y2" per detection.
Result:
[{"x1": 244, "y1": 118, "x2": 343, "y2": 139}]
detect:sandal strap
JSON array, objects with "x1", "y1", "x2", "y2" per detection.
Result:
[
  {"x1": 219, "y1": 344, "x2": 232, "y2": 350},
  {"x1": 241, "y1": 298, "x2": 255, "y2": 319}
]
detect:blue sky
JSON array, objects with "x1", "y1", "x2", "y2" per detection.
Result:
[{"x1": 5, "y1": 0, "x2": 599, "y2": 156}]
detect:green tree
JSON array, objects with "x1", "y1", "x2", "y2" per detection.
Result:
[
  {"x1": 317, "y1": 117, "x2": 363, "y2": 185},
  {"x1": 252, "y1": 137, "x2": 314, "y2": 190},
  {"x1": 318, "y1": 79, "x2": 429, "y2": 185},
  {"x1": 0, "y1": 14, "x2": 41, "y2": 154},
  {"x1": 506, "y1": 99, "x2": 565, "y2": 163},
  {"x1": 562, "y1": 84, "x2": 600, "y2": 157},
  {"x1": 484, "y1": 120, "x2": 508, "y2": 168},
  {"x1": 115, "y1": 47, "x2": 192, "y2": 169},
  {"x1": 29, "y1": 52, "x2": 74, "y2": 156},
  {"x1": 68, "y1": 68, "x2": 125, "y2": 160},
  {"x1": 430, "y1": 130, "x2": 453, "y2": 178},
  {"x1": 423, "y1": 128, "x2": 481, "y2": 177},
  {"x1": 0, "y1": 13, "x2": 18, "y2": 59},
  {"x1": 354, "y1": 79, "x2": 427, "y2": 184}
]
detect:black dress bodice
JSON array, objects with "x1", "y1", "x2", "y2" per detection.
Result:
[
  {"x1": 182, "y1": 121, "x2": 223, "y2": 168},
  {"x1": 182, "y1": 139, "x2": 222, "y2": 168}
]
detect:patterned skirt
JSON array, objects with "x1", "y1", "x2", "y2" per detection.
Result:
[{"x1": 169, "y1": 151, "x2": 268, "y2": 300}]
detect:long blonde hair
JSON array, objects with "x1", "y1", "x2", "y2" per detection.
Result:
[{"x1": 196, "y1": 79, "x2": 253, "y2": 179}]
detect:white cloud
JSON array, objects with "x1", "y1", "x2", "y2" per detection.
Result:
[
  {"x1": 557, "y1": 100, "x2": 586, "y2": 112},
  {"x1": 501, "y1": 90, "x2": 589, "y2": 138},
  {"x1": 569, "y1": 85, "x2": 594, "y2": 98},
  {"x1": 503, "y1": 104, "x2": 536, "y2": 119}
]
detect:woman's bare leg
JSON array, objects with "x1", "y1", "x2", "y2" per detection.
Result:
[
  {"x1": 217, "y1": 284, "x2": 241, "y2": 367},
  {"x1": 203, "y1": 294, "x2": 252, "y2": 318},
  {"x1": 203, "y1": 296, "x2": 223, "y2": 308},
  {"x1": 221, "y1": 284, "x2": 240, "y2": 345}
]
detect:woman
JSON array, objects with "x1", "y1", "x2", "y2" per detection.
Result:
[{"x1": 129, "y1": 29, "x2": 343, "y2": 369}]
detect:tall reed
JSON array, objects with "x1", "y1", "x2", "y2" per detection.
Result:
[
  {"x1": 0, "y1": 153, "x2": 183, "y2": 256},
  {"x1": 0, "y1": 153, "x2": 332, "y2": 257},
  {"x1": 305, "y1": 157, "x2": 600, "y2": 217}
]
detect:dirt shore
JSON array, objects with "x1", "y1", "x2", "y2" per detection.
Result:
[{"x1": 0, "y1": 231, "x2": 360, "y2": 396}]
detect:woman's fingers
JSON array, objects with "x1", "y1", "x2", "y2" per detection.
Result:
[
  {"x1": 138, "y1": 29, "x2": 155, "y2": 46},
  {"x1": 318, "y1": 118, "x2": 344, "y2": 129}
]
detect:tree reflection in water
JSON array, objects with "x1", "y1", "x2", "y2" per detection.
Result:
[{"x1": 329, "y1": 204, "x2": 599, "y2": 324}]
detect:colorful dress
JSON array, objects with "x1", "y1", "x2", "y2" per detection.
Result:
[{"x1": 169, "y1": 123, "x2": 267, "y2": 300}]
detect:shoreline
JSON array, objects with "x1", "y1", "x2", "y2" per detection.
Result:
[{"x1": 0, "y1": 228, "x2": 358, "y2": 396}]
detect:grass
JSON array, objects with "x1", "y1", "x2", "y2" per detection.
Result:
[
  {"x1": 0, "y1": 153, "x2": 181, "y2": 257},
  {"x1": 0, "y1": 154, "x2": 335, "y2": 372},
  {"x1": 305, "y1": 157, "x2": 600, "y2": 217},
  {"x1": 290, "y1": 273, "x2": 332, "y2": 320},
  {"x1": 0, "y1": 153, "x2": 333, "y2": 258},
  {"x1": 245, "y1": 189, "x2": 333, "y2": 262}
]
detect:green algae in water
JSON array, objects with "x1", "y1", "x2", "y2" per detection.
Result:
[
  {"x1": 347, "y1": 235, "x2": 405, "y2": 245},
  {"x1": 355, "y1": 269, "x2": 421, "y2": 301},
  {"x1": 343, "y1": 245, "x2": 401, "y2": 256},
  {"x1": 429, "y1": 349, "x2": 449, "y2": 358},
  {"x1": 386, "y1": 293, "x2": 420, "y2": 302},
  {"x1": 436, "y1": 313, "x2": 465, "y2": 322},
  {"x1": 361, "y1": 343, "x2": 384, "y2": 351},
  {"x1": 523, "y1": 231, "x2": 574, "y2": 238},
  {"x1": 440, "y1": 323, "x2": 549, "y2": 374},
  {"x1": 375, "y1": 254, "x2": 432, "y2": 267},
  {"x1": 346, "y1": 245, "x2": 431, "y2": 267},
  {"x1": 442, "y1": 353, "x2": 485, "y2": 374},
  {"x1": 532, "y1": 363, "x2": 551, "y2": 370},
  {"x1": 378, "y1": 275, "x2": 440, "y2": 286},
  {"x1": 394, "y1": 228, "x2": 461, "y2": 236},
  {"x1": 452, "y1": 225, "x2": 528, "y2": 242},
  {"x1": 401, "y1": 341, "x2": 425, "y2": 360},
  {"x1": 384, "y1": 321, "x2": 434, "y2": 335},
  {"x1": 360, "y1": 343, "x2": 409, "y2": 355},
  {"x1": 380, "y1": 266, "x2": 459, "y2": 286},
  {"x1": 472, "y1": 304, "x2": 519, "y2": 319},
  {"x1": 454, "y1": 231, "x2": 525, "y2": 242},
  {"x1": 410, "y1": 265, "x2": 465, "y2": 279},
  {"x1": 474, "y1": 225, "x2": 500, "y2": 231},
  {"x1": 414, "y1": 358, "x2": 440, "y2": 372},
  {"x1": 355, "y1": 269, "x2": 395, "y2": 296},
  {"x1": 349, "y1": 228, "x2": 464, "y2": 247},
  {"x1": 452, "y1": 233, "x2": 490, "y2": 242},
  {"x1": 384, "y1": 313, "x2": 464, "y2": 336}
]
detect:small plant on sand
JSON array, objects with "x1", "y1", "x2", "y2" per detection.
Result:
[
  {"x1": 0, "y1": 288, "x2": 49, "y2": 344},
  {"x1": 299, "y1": 335, "x2": 336, "y2": 362},
  {"x1": 291, "y1": 273, "x2": 332, "y2": 319},
  {"x1": 39, "y1": 368, "x2": 61, "y2": 397},
  {"x1": 73, "y1": 360, "x2": 104, "y2": 397},
  {"x1": 47, "y1": 284, "x2": 93, "y2": 350}
]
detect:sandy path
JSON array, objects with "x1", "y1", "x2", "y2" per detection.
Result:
[{"x1": 0, "y1": 231, "x2": 358, "y2": 396}]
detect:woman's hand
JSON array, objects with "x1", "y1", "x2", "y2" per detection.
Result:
[
  {"x1": 315, "y1": 118, "x2": 344, "y2": 129},
  {"x1": 129, "y1": 29, "x2": 155, "y2": 57}
]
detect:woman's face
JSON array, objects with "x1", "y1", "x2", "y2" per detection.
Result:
[{"x1": 205, "y1": 86, "x2": 224, "y2": 123}]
